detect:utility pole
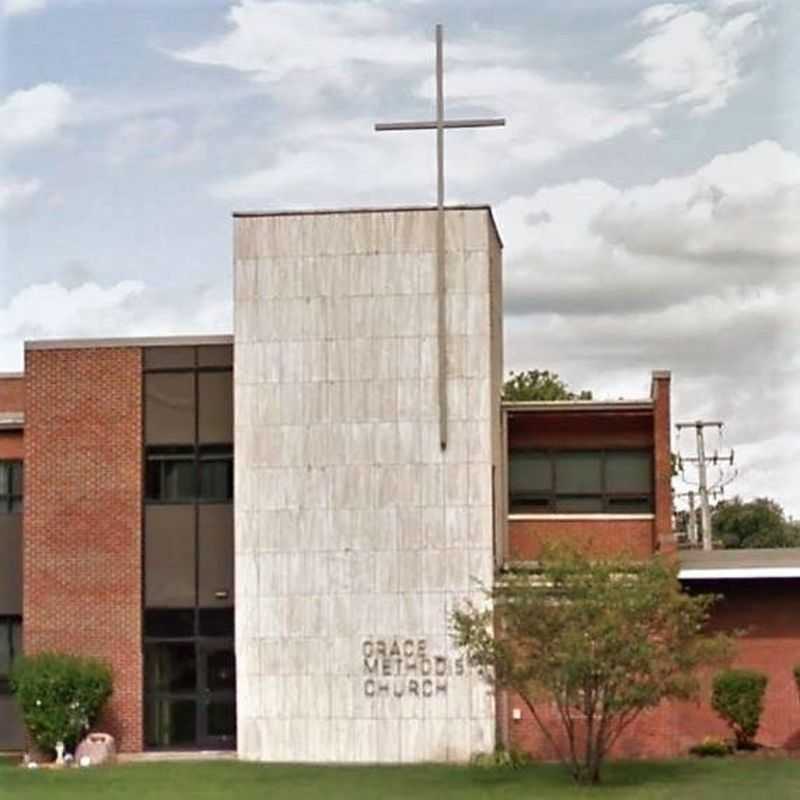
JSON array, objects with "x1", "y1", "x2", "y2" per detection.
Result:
[
  {"x1": 687, "y1": 490, "x2": 697, "y2": 546},
  {"x1": 695, "y1": 425, "x2": 712, "y2": 551},
  {"x1": 675, "y1": 420, "x2": 735, "y2": 551},
  {"x1": 674, "y1": 489, "x2": 699, "y2": 546}
]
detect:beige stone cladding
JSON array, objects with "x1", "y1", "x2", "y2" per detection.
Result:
[{"x1": 233, "y1": 207, "x2": 502, "y2": 763}]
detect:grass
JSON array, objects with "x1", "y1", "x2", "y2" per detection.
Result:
[{"x1": 2, "y1": 758, "x2": 800, "y2": 799}]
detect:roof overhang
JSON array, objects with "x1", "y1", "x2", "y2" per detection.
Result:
[
  {"x1": 0, "y1": 412, "x2": 24, "y2": 430},
  {"x1": 25, "y1": 334, "x2": 233, "y2": 351},
  {"x1": 678, "y1": 548, "x2": 800, "y2": 580},
  {"x1": 503, "y1": 400, "x2": 653, "y2": 413}
]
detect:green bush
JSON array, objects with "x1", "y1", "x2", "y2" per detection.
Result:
[
  {"x1": 689, "y1": 736, "x2": 733, "y2": 757},
  {"x1": 711, "y1": 669, "x2": 768, "y2": 750},
  {"x1": 470, "y1": 745, "x2": 532, "y2": 769},
  {"x1": 10, "y1": 652, "x2": 113, "y2": 756}
]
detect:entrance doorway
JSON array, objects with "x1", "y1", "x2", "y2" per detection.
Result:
[{"x1": 144, "y1": 612, "x2": 236, "y2": 750}]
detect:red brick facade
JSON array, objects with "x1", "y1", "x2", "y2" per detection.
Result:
[
  {"x1": 23, "y1": 347, "x2": 143, "y2": 752},
  {"x1": 0, "y1": 374, "x2": 25, "y2": 414},
  {"x1": 509, "y1": 517, "x2": 654, "y2": 560},
  {"x1": 506, "y1": 373, "x2": 673, "y2": 563},
  {"x1": 506, "y1": 580, "x2": 800, "y2": 758},
  {"x1": 502, "y1": 372, "x2": 688, "y2": 758},
  {"x1": 0, "y1": 375, "x2": 25, "y2": 460}
]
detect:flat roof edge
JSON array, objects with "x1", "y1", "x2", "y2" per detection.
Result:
[
  {"x1": 503, "y1": 399, "x2": 654, "y2": 412},
  {"x1": 679, "y1": 568, "x2": 800, "y2": 579},
  {"x1": 233, "y1": 204, "x2": 503, "y2": 249},
  {"x1": 25, "y1": 334, "x2": 234, "y2": 351},
  {"x1": 0, "y1": 412, "x2": 24, "y2": 430}
]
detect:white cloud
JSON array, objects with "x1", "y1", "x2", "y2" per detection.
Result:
[
  {"x1": 593, "y1": 140, "x2": 800, "y2": 264},
  {"x1": 173, "y1": 0, "x2": 511, "y2": 104},
  {"x1": 0, "y1": 83, "x2": 73, "y2": 152},
  {"x1": 497, "y1": 139, "x2": 800, "y2": 515},
  {"x1": 625, "y1": 2, "x2": 766, "y2": 114},
  {"x1": 104, "y1": 117, "x2": 180, "y2": 165},
  {"x1": 0, "y1": 278, "x2": 232, "y2": 372},
  {"x1": 498, "y1": 140, "x2": 800, "y2": 318},
  {"x1": 0, "y1": 178, "x2": 41, "y2": 214},
  {"x1": 2, "y1": 0, "x2": 46, "y2": 16}
]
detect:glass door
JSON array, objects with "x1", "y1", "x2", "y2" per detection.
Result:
[{"x1": 198, "y1": 640, "x2": 236, "y2": 749}]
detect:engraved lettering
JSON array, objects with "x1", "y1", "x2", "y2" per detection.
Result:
[{"x1": 363, "y1": 658, "x2": 378, "y2": 675}]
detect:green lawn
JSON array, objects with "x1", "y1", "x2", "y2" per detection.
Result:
[{"x1": 2, "y1": 758, "x2": 800, "y2": 799}]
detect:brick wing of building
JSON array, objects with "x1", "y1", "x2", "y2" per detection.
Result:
[{"x1": 1, "y1": 205, "x2": 798, "y2": 760}]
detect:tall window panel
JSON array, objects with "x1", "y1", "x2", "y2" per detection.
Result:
[{"x1": 0, "y1": 461, "x2": 23, "y2": 514}]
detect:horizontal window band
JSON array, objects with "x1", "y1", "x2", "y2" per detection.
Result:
[{"x1": 509, "y1": 514, "x2": 656, "y2": 521}]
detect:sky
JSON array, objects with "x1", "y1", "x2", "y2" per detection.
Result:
[{"x1": 1, "y1": 0, "x2": 798, "y2": 516}]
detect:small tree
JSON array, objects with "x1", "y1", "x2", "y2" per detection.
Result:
[
  {"x1": 452, "y1": 548, "x2": 731, "y2": 785},
  {"x1": 502, "y1": 370, "x2": 592, "y2": 402},
  {"x1": 711, "y1": 669, "x2": 768, "y2": 750},
  {"x1": 10, "y1": 652, "x2": 113, "y2": 757}
]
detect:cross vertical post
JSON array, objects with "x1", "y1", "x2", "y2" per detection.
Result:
[
  {"x1": 375, "y1": 24, "x2": 506, "y2": 449},
  {"x1": 435, "y1": 23, "x2": 447, "y2": 449}
]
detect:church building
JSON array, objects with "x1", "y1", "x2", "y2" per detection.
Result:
[{"x1": 1, "y1": 206, "x2": 797, "y2": 760}]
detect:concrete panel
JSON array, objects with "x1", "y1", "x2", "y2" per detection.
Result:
[{"x1": 234, "y1": 208, "x2": 502, "y2": 763}]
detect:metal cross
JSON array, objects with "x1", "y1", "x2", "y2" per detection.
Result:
[{"x1": 375, "y1": 23, "x2": 505, "y2": 450}]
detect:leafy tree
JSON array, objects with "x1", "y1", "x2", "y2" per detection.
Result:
[
  {"x1": 713, "y1": 496, "x2": 800, "y2": 549},
  {"x1": 452, "y1": 547, "x2": 731, "y2": 785},
  {"x1": 711, "y1": 669, "x2": 768, "y2": 750},
  {"x1": 503, "y1": 370, "x2": 592, "y2": 402},
  {"x1": 11, "y1": 652, "x2": 113, "y2": 756}
]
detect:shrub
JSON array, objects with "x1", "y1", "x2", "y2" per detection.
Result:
[
  {"x1": 711, "y1": 669, "x2": 768, "y2": 750},
  {"x1": 470, "y1": 746, "x2": 531, "y2": 769},
  {"x1": 689, "y1": 736, "x2": 733, "y2": 757},
  {"x1": 10, "y1": 652, "x2": 113, "y2": 757}
]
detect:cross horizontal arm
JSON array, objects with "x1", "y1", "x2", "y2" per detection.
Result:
[{"x1": 375, "y1": 118, "x2": 506, "y2": 132}]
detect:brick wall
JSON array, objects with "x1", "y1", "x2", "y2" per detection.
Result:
[
  {"x1": 23, "y1": 347, "x2": 143, "y2": 751},
  {"x1": 508, "y1": 517, "x2": 654, "y2": 561},
  {"x1": 651, "y1": 372, "x2": 673, "y2": 553},
  {"x1": 0, "y1": 375, "x2": 25, "y2": 413},
  {"x1": 0, "y1": 432, "x2": 23, "y2": 460},
  {"x1": 507, "y1": 579, "x2": 800, "y2": 759}
]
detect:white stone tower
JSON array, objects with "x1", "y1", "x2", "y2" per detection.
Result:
[{"x1": 233, "y1": 205, "x2": 504, "y2": 762}]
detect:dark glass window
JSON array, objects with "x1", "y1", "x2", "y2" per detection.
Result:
[
  {"x1": 509, "y1": 449, "x2": 653, "y2": 515},
  {"x1": 145, "y1": 699, "x2": 197, "y2": 748},
  {"x1": 199, "y1": 608, "x2": 234, "y2": 637},
  {"x1": 146, "y1": 448, "x2": 196, "y2": 503},
  {"x1": 145, "y1": 609, "x2": 196, "y2": 639},
  {"x1": 0, "y1": 617, "x2": 22, "y2": 693},
  {"x1": 199, "y1": 447, "x2": 233, "y2": 502},
  {"x1": 145, "y1": 643, "x2": 197, "y2": 693},
  {"x1": 207, "y1": 702, "x2": 236, "y2": 738},
  {"x1": 0, "y1": 461, "x2": 23, "y2": 514},
  {"x1": 145, "y1": 446, "x2": 232, "y2": 503}
]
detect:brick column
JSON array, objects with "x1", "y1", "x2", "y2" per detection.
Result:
[
  {"x1": 23, "y1": 347, "x2": 143, "y2": 751},
  {"x1": 650, "y1": 370, "x2": 674, "y2": 555}
]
